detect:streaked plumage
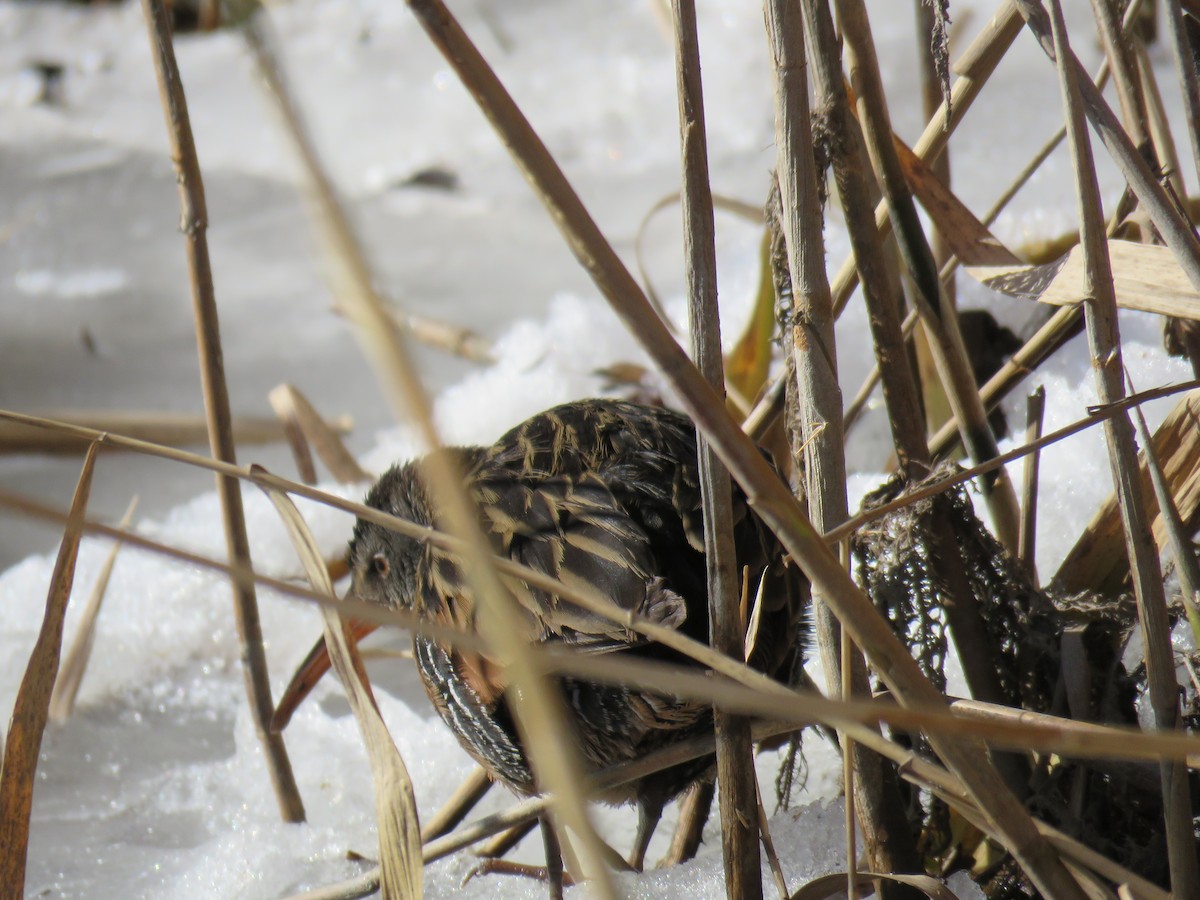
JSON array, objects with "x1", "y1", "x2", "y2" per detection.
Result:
[{"x1": 342, "y1": 400, "x2": 808, "y2": 866}]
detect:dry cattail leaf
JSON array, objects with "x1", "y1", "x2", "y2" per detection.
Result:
[
  {"x1": 892, "y1": 136, "x2": 1021, "y2": 267},
  {"x1": 0, "y1": 442, "x2": 99, "y2": 891},
  {"x1": 970, "y1": 240, "x2": 1200, "y2": 319},
  {"x1": 254, "y1": 466, "x2": 422, "y2": 898}
]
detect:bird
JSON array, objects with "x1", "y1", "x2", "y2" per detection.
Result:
[{"x1": 273, "y1": 398, "x2": 808, "y2": 874}]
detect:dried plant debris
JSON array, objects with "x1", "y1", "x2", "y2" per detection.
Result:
[{"x1": 851, "y1": 463, "x2": 1190, "y2": 896}]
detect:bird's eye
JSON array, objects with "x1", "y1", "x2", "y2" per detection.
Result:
[{"x1": 371, "y1": 553, "x2": 390, "y2": 578}]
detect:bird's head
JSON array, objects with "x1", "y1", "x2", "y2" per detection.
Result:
[{"x1": 346, "y1": 462, "x2": 429, "y2": 612}]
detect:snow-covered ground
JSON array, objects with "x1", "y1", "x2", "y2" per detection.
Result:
[{"x1": 1, "y1": 0, "x2": 1195, "y2": 896}]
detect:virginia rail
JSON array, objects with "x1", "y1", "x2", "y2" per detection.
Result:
[{"x1": 273, "y1": 399, "x2": 808, "y2": 871}]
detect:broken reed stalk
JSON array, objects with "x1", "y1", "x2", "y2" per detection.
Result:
[
  {"x1": 835, "y1": 0, "x2": 1023, "y2": 555},
  {"x1": 1044, "y1": 0, "x2": 1200, "y2": 893},
  {"x1": 1164, "y1": 0, "x2": 1200, "y2": 188},
  {"x1": 400, "y1": 1, "x2": 1090, "y2": 895},
  {"x1": 137, "y1": 0, "x2": 304, "y2": 823},
  {"x1": 268, "y1": 384, "x2": 370, "y2": 484},
  {"x1": 668, "y1": 1, "x2": 760, "y2": 894},
  {"x1": 242, "y1": 11, "x2": 615, "y2": 893},
  {"x1": 764, "y1": 0, "x2": 918, "y2": 880},
  {"x1": 0, "y1": 444, "x2": 98, "y2": 893},
  {"x1": 49, "y1": 495, "x2": 139, "y2": 723}
]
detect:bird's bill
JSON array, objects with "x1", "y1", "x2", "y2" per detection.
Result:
[{"x1": 270, "y1": 618, "x2": 379, "y2": 732}]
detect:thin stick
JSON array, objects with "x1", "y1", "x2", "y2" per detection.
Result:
[
  {"x1": 755, "y1": 778, "x2": 789, "y2": 900},
  {"x1": 0, "y1": 411, "x2": 350, "y2": 456},
  {"x1": 138, "y1": 0, "x2": 304, "y2": 823},
  {"x1": 420, "y1": 766, "x2": 493, "y2": 842},
  {"x1": 669, "y1": 2, "x2": 760, "y2": 894},
  {"x1": 831, "y1": 380, "x2": 1200, "y2": 545},
  {"x1": 1044, "y1": 1, "x2": 1199, "y2": 893},
  {"x1": 841, "y1": 626, "x2": 857, "y2": 900}
]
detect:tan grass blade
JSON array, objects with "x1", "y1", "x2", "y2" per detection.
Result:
[
  {"x1": 49, "y1": 495, "x2": 140, "y2": 723},
  {"x1": 0, "y1": 411, "x2": 349, "y2": 456},
  {"x1": 254, "y1": 467, "x2": 422, "y2": 898},
  {"x1": 0, "y1": 442, "x2": 100, "y2": 891},
  {"x1": 971, "y1": 240, "x2": 1200, "y2": 319},
  {"x1": 268, "y1": 384, "x2": 370, "y2": 485}
]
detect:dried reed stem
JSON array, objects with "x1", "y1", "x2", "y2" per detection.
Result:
[
  {"x1": 1087, "y1": 0, "x2": 1150, "y2": 144},
  {"x1": 138, "y1": 0, "x2": 304, "y2": 823},
  {"x1": 245, "y1": 9, "x2": 615, "y2": 891},
  {"x1": 669, "y1": 1, "x2": 760, "y2": 894},
  {"x1": 805, "y1": 0, "x2": 1026, "y2": 784},
  {"x1": 1044, "y1": 0, "x2": 1199, "y2": 892},
  {"x1": 0, "y1": 411, "x2": 349, "y2": 456},
  {"x1": 419, "y1": 766, "x2": 493, "y2": 843},
  {"x1": 764, "y1": 0, "x2": 918, "y2": 879}
]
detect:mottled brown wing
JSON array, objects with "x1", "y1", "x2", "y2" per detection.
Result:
[{"x1": 474, "y1": 468, "x2": 689, "y2": 647}]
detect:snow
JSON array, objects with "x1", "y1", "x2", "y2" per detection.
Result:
[{"x1": 1, "y1": 0, "x2": 1193, "y2": 896}]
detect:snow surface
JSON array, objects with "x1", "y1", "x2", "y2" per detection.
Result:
[{"x1": 1, "y1": 0, "x2": 1195, "y2": 896}]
